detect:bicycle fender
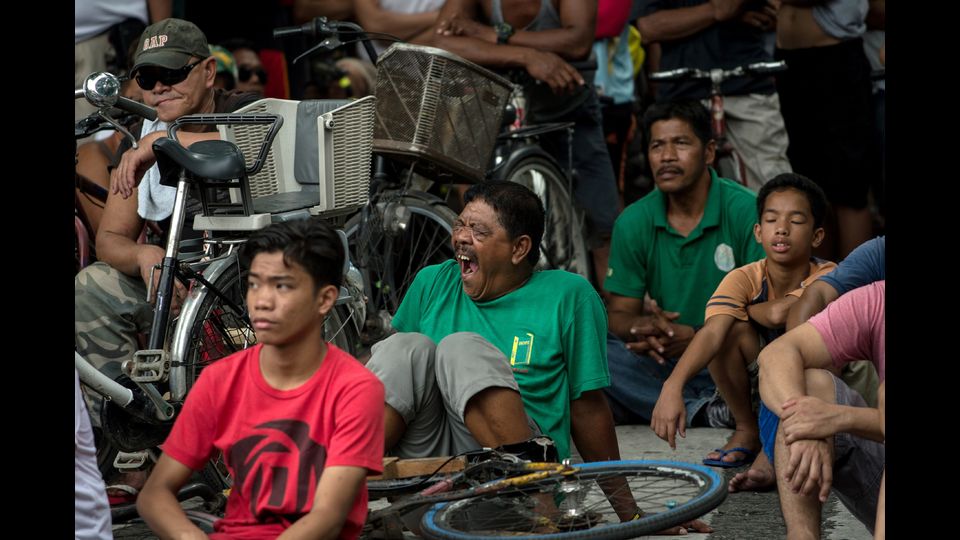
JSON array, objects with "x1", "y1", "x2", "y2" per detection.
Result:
[{"x1": 490, "y1": 145, "x2": 563, "y2": 183}]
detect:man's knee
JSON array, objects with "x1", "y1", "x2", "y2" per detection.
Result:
[
  {"x1": 75, "y1": 262, "x2": 148, "y2": 312},
  {"x1": 803, "y1": 369, "x2": 837, "y2": 403},
  {"x1": 435, "y1": 332, "x2": 495, "y2": 370},
  {"x1": 367, "y1": 332, "x2": 436, "y2": 377},
  {"x1": 725, "y1": 320, "x2": 759, "y2": 350}
]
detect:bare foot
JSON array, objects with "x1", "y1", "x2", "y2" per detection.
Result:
[
  {"x1": 704, "y1": 429, "x2": 760, "y2": 465},
  {"x1": 728, "y1": 452, "x2": 775, "y2": 493}
]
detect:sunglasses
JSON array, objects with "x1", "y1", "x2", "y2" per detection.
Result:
[
  {"x1": 238, "y1": 66, "x2": 268, "y2": 84},
  {"x1": 135, "y1": 60, "x2": 203, "y2": 90}
]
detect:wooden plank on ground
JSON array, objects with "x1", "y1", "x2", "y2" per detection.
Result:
[{"x1": 368, "y1": 456, "x2": 466, "y2": 480}]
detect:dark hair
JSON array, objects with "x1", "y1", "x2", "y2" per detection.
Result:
[
  {"x1": 463, "y1": 181, "x2": 545, "y2": 266},
  {"x1": 239, "y1": 218, "x2": 344, "y2": 289},
  {"x1": 756, "y1": 173, "x2": 828, "y2": 229},
  {"x1": 641, "y1": 100, "x2": 713, "y2": 149}
]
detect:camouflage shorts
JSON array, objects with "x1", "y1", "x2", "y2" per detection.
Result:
[{"x1": 75, "y1": 262, "x2": 154, "y2": 421}]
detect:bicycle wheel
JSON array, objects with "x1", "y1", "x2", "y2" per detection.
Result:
[
  {"x1": 326, "y1": 304, "x2": 361, "y2": 356},
  {"x1": 500, "y1": 155, "x2": 591, "y2": 280},
  {"x1": 180, "y1": 260, "x2": 257, "y2": 394},
  {"x1": 344, "y1": 192, "x2": 457, "y2": 324},
  {"x1": 420, "y1": 460, "x2": 726, "y2": 540}
]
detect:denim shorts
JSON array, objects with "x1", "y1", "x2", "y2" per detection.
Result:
[{"x1": 759, "y1": 372, "x2": 884, "y2": 531}]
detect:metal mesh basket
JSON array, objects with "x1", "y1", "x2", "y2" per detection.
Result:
[{"x1": 373, "y1": 43, "x2": 513, "y2": 183}]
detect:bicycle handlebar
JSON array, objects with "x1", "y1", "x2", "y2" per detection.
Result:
[
  {"x1": 274, "y1": 17, "x2": 380, "y2": 64},
  {"x1": 568, "y1": 58, "x2": 598, "y2": 72},
  {"x1": 116, "y1": 95, "x2": 158, "y2": 122},
  {"x1": 649, "y1": 60, "x2": 787, "y2": 83}
]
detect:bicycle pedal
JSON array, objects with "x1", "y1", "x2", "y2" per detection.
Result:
[
  {"x1": 125, "y1": 349, "x2": 170, "y2": 383},
  {"x1": 114, "y1": 450, "x2": 151, "y2": 470}
]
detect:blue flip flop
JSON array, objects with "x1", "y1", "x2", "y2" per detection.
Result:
[{"x1": 702, "y1": 447, "x2": 757, "y2": 468}]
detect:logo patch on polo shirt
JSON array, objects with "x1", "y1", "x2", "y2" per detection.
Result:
[
  {"x1": 714, "y1": 243, "x2": 735, "y2": 272},
  {"x1": 510, "y1": 333, "x2": 535, "y2": 366}
]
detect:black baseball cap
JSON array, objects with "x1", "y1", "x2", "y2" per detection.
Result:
[{"x1": 131, "y1": 18, "x2": 210, "y2": 74}]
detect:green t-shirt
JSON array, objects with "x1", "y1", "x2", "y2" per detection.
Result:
[
  {"x1": 392, "y1": 260, "x2": 610, "y2": 459},
  {"x1": 604, "y1": 170, "x2": 765, "y2": 327}
]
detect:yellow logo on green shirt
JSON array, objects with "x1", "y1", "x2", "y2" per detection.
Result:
[{"x1": 510, "y1": 333, "x2": 535, "y2": 365}]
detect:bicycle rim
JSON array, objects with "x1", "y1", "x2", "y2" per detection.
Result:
[
  {"x1": 326, "y1": 304, "x2": 361, "y2": 356},
  {"x1": 502, "y1": 156, "x2": 591, "y2": 280},
  {"x1": 344, "y1": 194, "x2": 457, "y2": 317},
  {"x1": 181, "y1": 261, "x2": 257, "y2": 393},
  {"x1": 420, "y1": 460, "x2": 725, "y2": 540}
]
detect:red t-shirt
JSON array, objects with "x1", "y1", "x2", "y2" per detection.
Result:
[
  {"x1": 809, "y1": 280, "x2": 885, "y2": 382},
  {"x1": 163, "y1": 343, "x2": 385, "y2": 539}
]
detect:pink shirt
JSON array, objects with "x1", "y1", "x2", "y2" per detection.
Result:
[{"x1": 808, "y1": 280, "x2": 885, "y2": 381}]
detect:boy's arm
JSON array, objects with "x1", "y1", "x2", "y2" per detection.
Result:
[
  {"x1": 277, "y1": 466, "x2": 369, "y2": 540},
  {"x1": 786, "y1": 279, "x2": 840, "y2": 330},
  {"x1": 137, "y1": 454, "x2": 208, "y2": 540},
  {"x1": 651, "y1": 314, "x2": 736, "y2": 448},
  {"x1": 747, "y1": 296, "x2": 799, "y2": 328}
]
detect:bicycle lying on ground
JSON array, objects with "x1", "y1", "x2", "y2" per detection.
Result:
[
  {"x1": 364, "y1": 449, "x2": 727, "y2": 539},
  {"x1": 648, "y1": 60, "x2": 788, "y2": 188}
]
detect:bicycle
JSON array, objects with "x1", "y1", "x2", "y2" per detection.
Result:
[
  {"x1": 74, "y1": 71, "x2": 366, "y2": 519},
  {"x1": 487, "y1": 79, "x2": 594, "y2": 281},
  {"x1": 362, "y1": 451, "x2": 726, "y2": 539},
  {"x1": 265, "y1": 21, "x2": 513, "y2": 344},
  {"x1": 648, "y1": 60, "x2": 788, "y2": 187}
]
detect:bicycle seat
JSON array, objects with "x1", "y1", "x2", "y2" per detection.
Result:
[{"x1": 154, "y1": 138, "x2": 247, "y2": 187}]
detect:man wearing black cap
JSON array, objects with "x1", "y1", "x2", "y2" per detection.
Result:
[{"x1": 74, "y1": 18, "x2": 259, "y2": 478}]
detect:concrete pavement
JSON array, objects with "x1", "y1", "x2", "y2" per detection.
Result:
[{"x1": 606, "y1": 425, "x2": 873, "y2": 539}]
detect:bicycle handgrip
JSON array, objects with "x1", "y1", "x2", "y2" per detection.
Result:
[
  {"x1": 648, "y1": 67, "x2": 699, "y2": 81},
  {"x1": 745, "y1": 61, "x2": 787, "y2": 75},
  {"x1": 115, "y1": 95, "x2": 158, "y2": 122},
  {"x1": 273, "y1": 24, "x2": 308, "y2": 39}
]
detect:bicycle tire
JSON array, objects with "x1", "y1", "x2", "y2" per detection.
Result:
[
  {"x1": 499, "y1": 155, "x2": 591, "y2": 280},
  {"x1": 326, "y1": 303, "x2": 362, "y2": 356},
  {"x1": 344, "y1": 192, "x2": 457, "y2": 321},
  {"x1": 419, "y1": 460, "x2": 725, "y2": 540},
  {"x1": 180, "y1": 260, "x2": 257, "y2": 395}
]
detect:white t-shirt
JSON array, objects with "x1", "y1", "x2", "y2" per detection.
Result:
[
  {"x1": 367, "y1": 0, "x2": 446, "y2": 56},
  {"x1": 75, "y1": 0, "x2": 148, "y2": 43},
  {"x1": 75, "y1": 369, "x2": 112, "y2": 539}
]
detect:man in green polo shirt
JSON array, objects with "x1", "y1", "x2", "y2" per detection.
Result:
[{"x1": 604, "y1": 100, "x2": 765, "y2": 427}]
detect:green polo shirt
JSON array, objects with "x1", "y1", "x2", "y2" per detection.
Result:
[{"x1": 604, "y1": 169, "x2": 764, "y2": 327}]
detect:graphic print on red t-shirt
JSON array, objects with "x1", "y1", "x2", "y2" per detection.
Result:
[{"x1": 228, "y1": 418, "x2": 328, "y2": 520}]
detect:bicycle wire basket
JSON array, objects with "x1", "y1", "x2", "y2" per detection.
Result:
[{"x1": 373, "y1": 43, "x2": 513, "y2": 183}]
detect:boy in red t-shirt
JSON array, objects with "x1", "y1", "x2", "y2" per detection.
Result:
[{"x1": 138, "y1": 218, "x2": 384, "y2": 539}]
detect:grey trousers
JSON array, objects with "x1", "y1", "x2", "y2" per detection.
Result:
[{"x1": 366, "y1": 332, "x2": 539, "y2": 458}]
